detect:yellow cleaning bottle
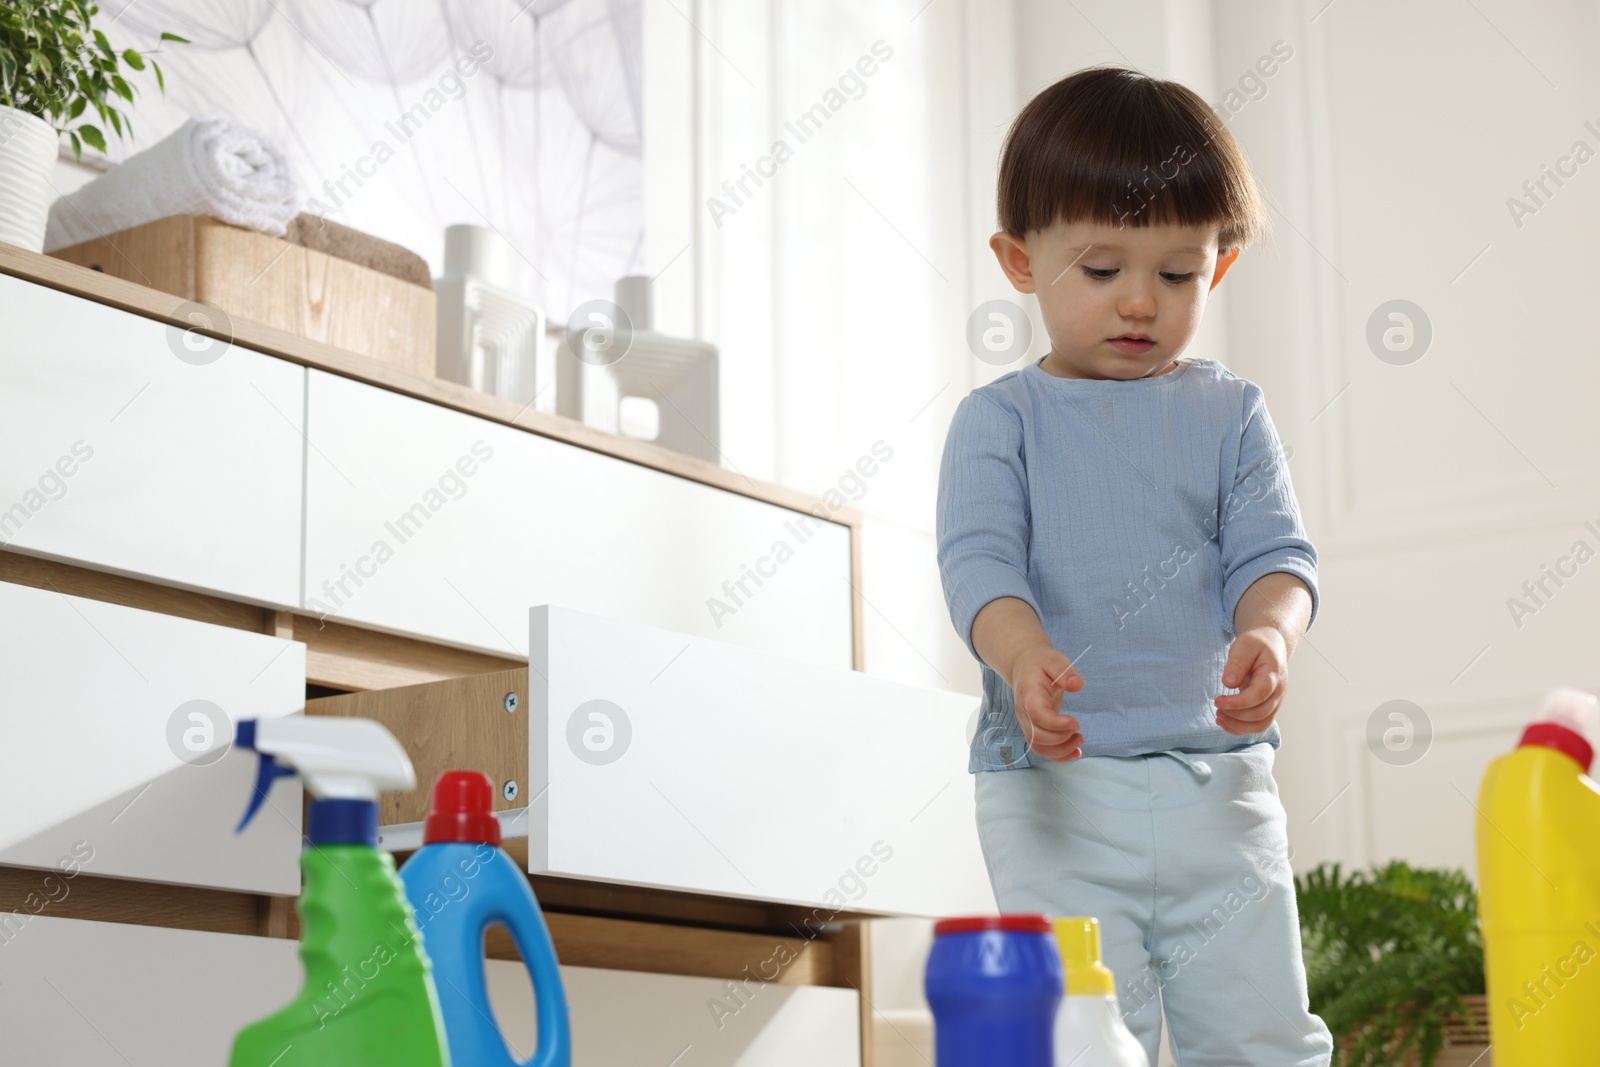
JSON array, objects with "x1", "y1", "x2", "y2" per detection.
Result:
[
  {"x1": 1052, "y1": 917, "x2": 1150, "y2": 1067},
  {"x1": 1476, "y1": 686, "x2": 1600, "y2": 1065}
]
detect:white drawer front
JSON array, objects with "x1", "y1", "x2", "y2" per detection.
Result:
[
  {"x1": 529, "y1": 605, "x2": 996, "y2": 917},
  {"x1": 0, "y1": 273, "x2": 304, "y2": 607},
  {"x1": 0, "y1": 916, "x2": 301, "y2": 1065},
  {"x1": 0, "y1": 918, "x2": 860, "y2": 1067},
  {"x1": 0, "y1": 580, "x2": 303, "y2": 894},
  {"x1": 489, "y1": 961, "x2": 861, "y2": 1066},
  {"x1": 303, "y1": 368, "x2": 854, "y2": 669}
]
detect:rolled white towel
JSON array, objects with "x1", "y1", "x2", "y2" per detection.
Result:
[{"x1": 44, "y1": 115, "x2": 303, "y2": 252}]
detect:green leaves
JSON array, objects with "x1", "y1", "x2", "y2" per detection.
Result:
[
  {"x1": 1296, "y1": 861, "x2": 1485, "y2": 1067},
  {"x1": 0, "y1": 0, "x2": 184, "y2": 160}
]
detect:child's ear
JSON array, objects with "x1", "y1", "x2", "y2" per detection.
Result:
[
  {"x1": 1209, "y1": 247, "x2": 1241, "y2": 291},
  {"x1": 990, "y1": 231, "x2": 1036, "y2": 293}
]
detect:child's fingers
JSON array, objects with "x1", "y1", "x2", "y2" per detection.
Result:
[
  {"x1": 1219, "y1": 646, "x2": 1257, "y2": 687},
  {"x1": 1031, "y1": 727, "x2": 1085, "y2": 760},
  {"x1": 1037, "y1": 652, "x2": 1084, "y2": 693},
  {"x1": 1049, "y1": 667, "x2": 1085, "y2": 692},
  {"x1": 1008, "y1": 650, "x2": 1085, "y2": 759},
  {"x1": 1018, "y1": 704, "x2": 1079, "y2": 744},
  {"x1": 1022, "y1": 723, "x2": 1081, "y2": 753},
  {"x1": 1217, "y1": 708, "x2": 1272, "y2": 732},
  {"x1": 1216, "y1": 697, "x2": 1279, "y2": 733},
  {"x1": 1216, "y1": 669, "x2": 1277, "y2": 712},
  {"x1": 1034, "y1": 740, "x2": 1084, "y2": 762},
  {"x1": 1020, "y1": 691, "x2": 1078, "y2": 736},
  {"x1": 1217, "y1": 711, "x2": 1275, "y2": 736},
  {"x1": 1027, "y1": 721, "x2": 1081, "y2": 755},
  {"x1": 1220, "y1": 645, "x2": 1259, "y2": 690}
]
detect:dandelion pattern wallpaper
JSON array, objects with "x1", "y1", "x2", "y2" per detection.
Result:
[{"x1": 94, "y1": 0, "x2": 643, "y2": 322}]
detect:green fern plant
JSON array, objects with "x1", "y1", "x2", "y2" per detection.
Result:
[{"x1": 1296, "y1": 860, "x2": 1485, "y2": 1067}]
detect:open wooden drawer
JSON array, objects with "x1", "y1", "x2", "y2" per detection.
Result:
[{"x1": 309, "y1": 604, "x2": 994, "y2": 920}]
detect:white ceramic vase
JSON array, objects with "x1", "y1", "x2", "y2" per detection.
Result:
[
  {"x1": 434, "y1": 224, "x2": 550, "y2": 409},
  {"x1": 0, "y1": 105, "x2": 61, "y2": 253}
]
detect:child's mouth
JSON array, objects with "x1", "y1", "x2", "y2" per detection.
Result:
[{"x1": 1109, "y1": 337, "x2": 1154, "y2": 354}]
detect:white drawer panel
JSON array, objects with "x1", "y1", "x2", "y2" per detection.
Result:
[
  {"x1": 0, "y1": 273, "x2": 304, "y2": 607},
  {"x1": 0, "y1": 916, "x2": 301, "y2": 1066},
  {"x1": 529, "y1": 605, "x2": 996, "y2": 917},
  {"x1": 303, "y1": 368, "x2": 853, "y2": 669},
  {"x1": 0, "y1": 580, "x2": 303, "y2": 894},
  {"x1": 489, "y1": 961, "x2": 861, "y2": 1066},
  {"x1": 0, "y1": 918, "x2": 860, "y2": 1067}
]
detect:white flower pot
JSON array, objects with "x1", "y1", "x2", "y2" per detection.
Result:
[{"x1": 0, "y1": 105, "x2": 61, "y2": 253}]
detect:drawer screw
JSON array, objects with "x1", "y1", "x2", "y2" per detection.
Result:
[
  {"x1": 503, "y1": 692, "x2": 519, "y2": 713},
  {"x1": 502, "y1": 780, "x2": 519, "y2": 802}
]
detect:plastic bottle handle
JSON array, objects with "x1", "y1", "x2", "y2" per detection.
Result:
[{"x1": 479, "y1": 902, "x2": 569, "y2": 1067}]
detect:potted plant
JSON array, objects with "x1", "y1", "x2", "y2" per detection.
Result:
[
  {"x1": 0, "y1": 0, "x2": 185, "y2": 251},
  {"x1": 1296, "y1": 860, "x2": 1491, "y2": 1067}
]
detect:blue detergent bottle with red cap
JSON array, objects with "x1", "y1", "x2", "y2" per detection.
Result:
[
  {"x1": 925, "y1": 913, "x2": 1063, "y2": 1066},
  {"x1": 398, "y1": 771, "x2": 571, "y2": 1067}
]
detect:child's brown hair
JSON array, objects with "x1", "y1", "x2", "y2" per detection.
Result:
[{"x1": 997, "y1": 65, "x2": 1270, "y2": 252}]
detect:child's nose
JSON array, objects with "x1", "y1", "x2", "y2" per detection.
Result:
[{"x1": 1118, "y1": 288, "x2": 1157, "y2": 316}]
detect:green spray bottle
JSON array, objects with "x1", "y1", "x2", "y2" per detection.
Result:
[{"x1": 228, "y1": 717, "x2": 452, "y2": 1067}]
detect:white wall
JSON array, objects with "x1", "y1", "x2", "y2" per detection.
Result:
[
  {"x1": 1209, "y1": 0, "x2": 1600, "y2": 878},
  {"x1": 651, "y1": 1, "x2": 1600, "y2": 1059}
]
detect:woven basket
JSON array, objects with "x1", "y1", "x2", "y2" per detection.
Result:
[{"x1": 1337, "y1": 994, "x2": 1491, "y2": 1066}]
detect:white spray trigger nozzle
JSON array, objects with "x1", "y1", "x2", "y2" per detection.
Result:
[{"x1": 235, "y1": 717, "x2": 415, "y2": 832}]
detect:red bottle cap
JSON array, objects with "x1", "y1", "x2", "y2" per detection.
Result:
[
  {"x1": 934, "y1": 914, "x2": 1053, "y2": 936},
  {"x1": 1520, "y1": 722, "x2": 1595, "y2": 774},
  {"x1": 422, "y1": 770, "x2": 502, "y2": 845}
]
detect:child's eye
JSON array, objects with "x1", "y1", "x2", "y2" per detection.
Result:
[{"x1": 1080, "y1": 268, "x2": 1197, "y2": 284}]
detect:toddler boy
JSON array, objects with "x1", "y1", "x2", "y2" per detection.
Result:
[{"x1": 936, "y1": 64, "x2": 1334, "y2": 1066}]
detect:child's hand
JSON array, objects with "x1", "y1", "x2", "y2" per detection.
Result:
[
  {"x1": 1215, "y1": 626, "x2": 1290, "y2": 735},
  {"x1": 1007, "y1": 645, "x2": 1085, "y2": 761}
]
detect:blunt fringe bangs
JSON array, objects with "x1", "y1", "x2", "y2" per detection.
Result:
[{"x1": 997, "y1": 65, "x2": 1270, "y2": 251}]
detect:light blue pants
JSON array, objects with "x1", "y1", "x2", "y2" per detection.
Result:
[{"x1": 973, "y1": 741, "x2": 1334, "y2": 1067}]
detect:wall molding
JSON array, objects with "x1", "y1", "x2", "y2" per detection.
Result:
[{"x1": 1330, "y1": 686, "x2": 1581, "y2": 867}]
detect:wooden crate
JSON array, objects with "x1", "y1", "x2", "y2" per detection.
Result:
[
  {"x1": 48, "y1": 214, "x2": 435, "y2": 377},
  {"x1": 1337, "y1": 994, "x2": 1492, "y2": 1066}
]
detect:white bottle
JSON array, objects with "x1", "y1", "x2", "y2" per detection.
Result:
[{"x1": 1053, "y1": 916, "x2": 1151, "y2": 1067}]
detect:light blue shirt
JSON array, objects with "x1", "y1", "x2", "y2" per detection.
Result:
[{"x1": 936, "y1": 356, "x2": 1319, "y2": 771}]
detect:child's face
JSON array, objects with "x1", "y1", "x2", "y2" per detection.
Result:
[{"x1": 990, "y1": 218, "x2": 1240, "y2": 380}]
